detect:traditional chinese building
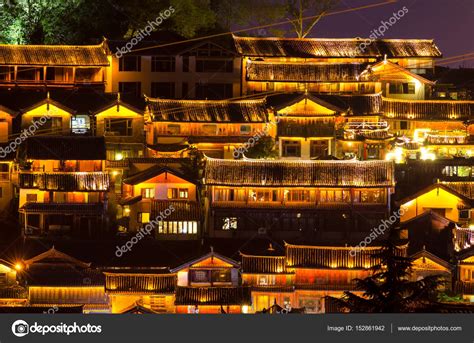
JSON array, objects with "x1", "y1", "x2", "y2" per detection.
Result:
[
  {"x1": 241, "y1": 240, "x2": 409, "y2": 313},
  {"x1": 204, "y1": 157, "x2": 395, "y2": 241},
  {"x1": 104, "y1": 267, "x2": 176, "y2": 313},
  {"x1": 233, "y1": 35, "x2": 441, "y2": 96},
  {"x1": 17, "y1": 136, "x2": 109, "y2": 237},
  {"x1": 18, "y1": 248, "x2": 108, "y2": 313},
  {"x1": 119, "y1": 165, "x2": 200, "y2": 239},
  {"x1": 145, "y1": 97, "x2": 268, "y2": 158},
  {"x1": 172, "y1": 250, "x2": 251, "y2": 314},
  {"x1": 0, "y1": 41, "x2": 109, "y2": 90}
]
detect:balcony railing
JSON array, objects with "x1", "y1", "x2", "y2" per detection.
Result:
[
  {"x1": 20, "y1": 172, "x2": 110, "y2": 191},
  {"x1": 454, "y1": 281, "x2": 474, "y2": 295}
]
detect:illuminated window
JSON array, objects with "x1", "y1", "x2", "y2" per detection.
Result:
[
  {"x1": 222, "y1": 217, "x2": 237, "y2": 230},
  {"x1": 249, "y1": 190, "x2": 277, "y2": 202},
  {"x1": 179, "y1": 189, "x2": 188, "y2": 199},
  {"x1": 158, "y1": 221, "x2": 197, "y2": 234},
  {"x1": 138, "y1": 212, "x2": 150, "y2": 223},
  {"x1": 141, "y1": 188, "x2": 155, "y2": 199},
  {"x1": 285, "y1": 190, "x2": 310, "y2": 202},
  {"x1": 167, "y1": 188, "x2": 188, "y2": 199}
]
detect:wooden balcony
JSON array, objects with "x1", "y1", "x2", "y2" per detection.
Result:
[{"x1": 19, "y1": 172, "x2": 110, "y2": 191}]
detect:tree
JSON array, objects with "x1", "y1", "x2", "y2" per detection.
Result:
[
  {"x1": 328, "y1": 229, "x2": 443, "y2": 313},
  {"x1": 245, "y1": 136, "x2": 278, "y2": 159},
  {"x1": 0, "y1": 0, "x2": 217, "y2": 44},
  {"x1": 210, "y1": 0, "x2": 286, "y2": 36},
  {"x1": 286, "y1": 0, "x2": 338, "y2": 38}
]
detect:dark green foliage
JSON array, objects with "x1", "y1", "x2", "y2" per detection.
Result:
[{"x1": 328, "y1": 229, "x2": 443, "y2": 313}]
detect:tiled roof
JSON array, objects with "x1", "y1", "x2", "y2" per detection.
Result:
[
  {"x1": 382, "y1": 97, "x2": 474, "y2": 120},
  {"x1": 105, "y1": 272, "x2": 176, "y2": 294},
  {"x1": 317, "y1": 93, "x2": 383, "y2": 115},
  {"x1": 175, "y1": 286, "x2": 251, "y2": 306},
  {"x1": 241, "y1": 255, "x2": 288, "y2": 274},
  {"x1": 204, "y1": 158, "x2": 395, "y2": 187},
  {"x1": 146, "y1": 98, "x2": 267, "y2": 123},
  {"x1": 441, "y1": 182, "x2": 474, "y2": 200},
  {"x1": 246, "y1": 61, "x2": 367, "y2": 82},
  {"x1": 0, "y1": 43, "x2": 109, "y2": 66},
  {"x1": 25, "y1": 266, "x2": 105, "y2": 287},
  {"x1": 285, "y1": 243, "x2": 406, "y2": 269},
  {"x1": 20, "y1": 172, "x2": 110, "y2": 191},
  {"x1": 234, "y1": 36, "x2": 442, "y2": 58},
  {"x1": 23, "y1": 136, "x2": 106, "y2": 160},
  {"x1": 267, "y1": 93, "x2": 383, "y2": 116},
  {"x1": 151, "y1": 200, "x2": 201, "y2": 222}
]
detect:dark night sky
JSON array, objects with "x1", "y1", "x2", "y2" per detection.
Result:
[{"x1": 253, "y1": 0, "x2": 474, "y2": 66}]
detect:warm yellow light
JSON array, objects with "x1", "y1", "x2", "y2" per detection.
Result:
[
  {"x1": 413, "y1": 129, "x2": 430, "y2": 143},
  {"x1": 385, "y1": 147, "x2": 404, "y2": 163},
  {"x1": 420, "y1": 147, "x2": 436, "y2": 161},
  {"x1": 116, "y1": 153, "x2": 123, "y2": 161},
  {"x1": 242, "y1": 305, "x2": 249, "y2": 314},
  {"x1": 15, "y1": 263, "x2": 23, "y2": 271},
  {"x1": 111, "y1": 170, "x2": 119, "y2": 176}
]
